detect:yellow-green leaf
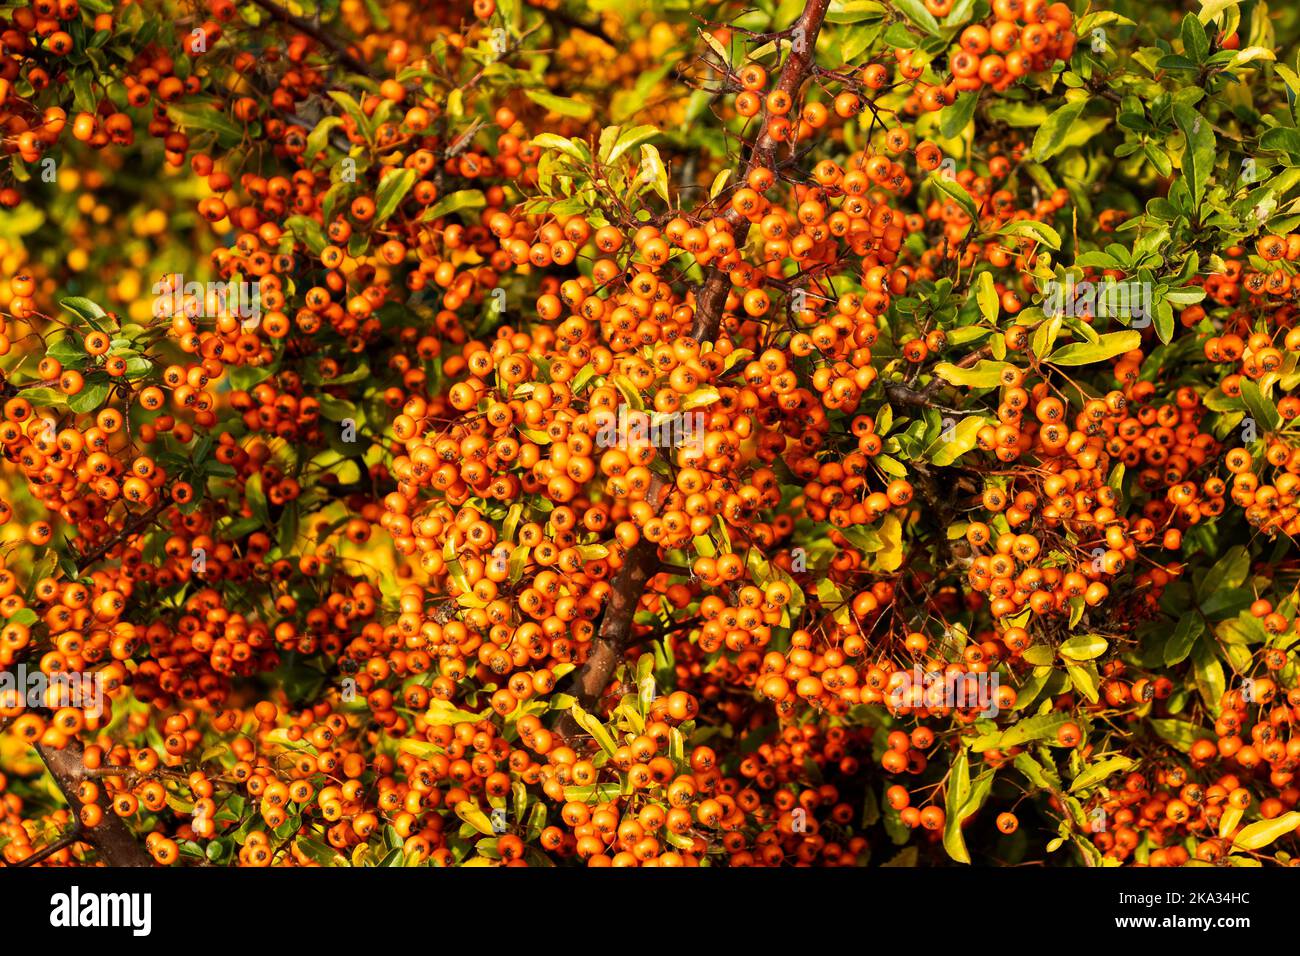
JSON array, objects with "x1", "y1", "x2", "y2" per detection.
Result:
[
  {"x1": 1069, "y1": 755, "x2": 1134, "y2": 792},
  {"x1": 374, "y1": 167, "x2": 416, "y2": 225},
  {"x1": 934, "y1": 361, "x2": 1008, "y2": 388},
  {"x1": 1048, "y1": 330, "x2": 1141, "y2": 366},
  {"x1": 975, "y1": 271, "x2": 999, "y2": 323},
  {"x1": 1219, "y1": 804, "x2": 1244, "y2": 840},
  {"x1": 570, "y1": 703, "x2": 618, "y2": 756},
  {"x1": 1059, "y1": 634, "x2": 1108, "y2": 661},
  {"x1": 926, "y1": 415, "x2": 988, "y2": 467},
  {"x1": 872, "y1": 514, "x2": 904, "y2": 572},
  {"x1": 525, "y1": 90, "x2": 593, "y2": 120},
  {"x1": 455, "y1": 801, "x2": 497, "y2": 835},
  {"x1": 1233, "y1": 811, "x2": 1300, "y2": 850}
]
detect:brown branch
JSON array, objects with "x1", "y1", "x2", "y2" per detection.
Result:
[
  {"x1": 35, "y1": 738, "x2": 153, "y2": 866},
  {"x1": 13, "y1": 827, "x2": 83, "y2": 867},
  {"x1": 556, "y1": 475, "x2": 670, "y2": 742},
  {"x1": 918, "y1": 345, "x2": 992, "y2": 400},
  {"x1": 884, "y1": 384, "x2": 965, "y2": 417},
  {"x1": 75, "y1": 499, "x2": 168, "y2": 573},
  {"x1": 543, "y1": 6, "x2": 614, "y2": 46},
  {"x1": 690, "y1": 0, "x2": 832, "y2": 341},
  {"x1": 248, "y1": 0, "x2": 373, "y2": 78}
]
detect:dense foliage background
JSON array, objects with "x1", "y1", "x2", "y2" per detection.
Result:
[{"x1": 2, "y1": 0, "x2": 1300, "y2": 867}]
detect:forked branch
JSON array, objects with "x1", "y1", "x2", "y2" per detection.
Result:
[{"x1": 691, "y1": 0, "x2": 833, "y2": 341}]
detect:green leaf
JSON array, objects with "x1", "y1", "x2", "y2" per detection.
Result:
[
  {"x1": 1260, "y1": 127, "x2": 1300, "y2": 159},
  {"x1": 1239, "y1": 379, "x2": 1281, "y2": 432},
  {"x1": 1149, "y1": 718, "x2": 1214, "y2": 752},
  {"x1": 245, "y1": 472, "x2": 269, "y2": 526},
  {"x1": 1199, "y1": 545, "x2": 1249, "y2": 600},
  {"x1": 932, "y1": 175, "x2": 978, "y2": 222},
  {"x1": 986, "y1": 101, "x2": 1049, "y2": 127},
  {"x1": 604, "y1": 124, "x2": 657, "y2": 166},
  {"x1": 975, "y1": 271, "x2": 999, "y2": 323},
  {"x1": 1070, "y1": 755, "x2": 1135, "y2": 792},
  {"x1": 944, "y1": 764, "x2": 993, "y2": 864},
  {"x1": 423, "y1": 699, "x2": 489, "y2": 725},
  {"x1": 166, "y1": 103, "x2": 242, "y2": 146},
  {"x1": 1164, "y1": 614, "x2": 1206, "y2": 666},
  {"x1": 60, "y1": 296, "x2": 108, "y2": 329},
  {"x1": 826, "y1": 0, "x2": 887, "y2": 24},
  {"x1": 1032, "y1": 100, "x2": 1088, "y2": 162},
  {"x1": 841, "y1": 525, "x2": 883, "y2": 553},
  {"x1": 978, "y1": 711, "x2": 1074, "y2": 751},
  {"x1": 67, "y1": 380, "x2": 111, "y2": 414},
  {"x1": 892, "y1": 0, "x2": 942, "y2": 35},
  {"x1": 925, "y1": 415, "x2": 988, "y2": 467},
  {"x1": 998, "y1": 219, "x2": 1061, "y2": 251},
  {"x1": 1014, "y1": 752, "x2": 1061, "y2": 791},
  {"x1": 1144, "y1": 144, "x2": 1173, "y2": 178},
  {"x1": 1154, "y1": 298, "x2": 1175, "y2": 344},
  {"x1": 1023, "y1": 644, "x2": 1054, "y2": 666},
  {"x1": 1066, "y1": 663, "x2": 1100, "y2": 704},
  {"x1": 1181, "y1": 13, "x2": 1210, "y2": 63},
  {"x1": 1192, "y1": 636, "x2": 1226, "y2": 716},
  {"x1": 327, "y1": 91, "x2": 371, "y2": 140},
  {"x1": 881, "y1": 846, "x2": 918, "y2": 866},
  {"x1": 1048, "y1": 330, "x2": 1141, "y2": 366},
  {"x1": 638, "y1": 144, "x2": 670, "y2": 204},
  {"x1": 1032, "y1": 315, "x2": 1063, "y2": 358},
  {"x1": 525, "y1": 89, "x2": 593, "y2": 120},
  {"x1": 939, "y1": 93, "x2": 978, "y2": 139},
  {"x1": 283, "y1": 215, "x2": 327, "y2": 255},
  {"x1": 562, "y1": 782, "x2": 623, "y2": 803},
  {"x1": 70, "y1": 70, "x2": 96, "y2": 113},
  {"x1": 306, "y1": 116, "x2": 343, "y2": 156},
  {"x1": 278, "y1": 501, "x2": 299, "y2": 554},
  {"x1": 374, "y1": 168, "x2": 416, "y2": 225},
  {"x1": 1197, "y1": 0, "x2": 1242, "y2": 24},
  {"x1": 1227, "y1": 46, "x2": 1274, "y2": 69},
  {"x1": 1173, "y1": 104, "x2": 1215, "y2": 209},
  {"x1": 942, "y1": 747, "x2": 972, "y2": 863},
  {"x1": 569, "y1": 703, "x2": 618, "y2": 757},
  {"x1": 422, "y1": 189, "x2": 486, "y2": 221},
  {"x1": 933, "y1": 360, "x2": 1007, "y2": 388},
  {"x1": 318, "y1": 394, "x2": 357, "y2": 422}
]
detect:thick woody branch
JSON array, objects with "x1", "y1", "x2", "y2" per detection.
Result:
[
  {"x1": 691, "y1": 0, "x2": 832, "y2": 341},
  {"x1": 34, "y1": 738, "x2": 153, "y2": 866},
  {"x1": 556, "y1": 475, "x2": 669, "y2": 741},
  {"x1": 557, "y1": 0, "x2": 833, "y2": 745},
  {"x1": 884, "y1": 384, "x2": 965, "y2": 417}
]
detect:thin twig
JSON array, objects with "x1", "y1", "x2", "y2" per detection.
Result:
[
  {"x1": 76, "y1": 499, "x2": 169, "y2": 573},
  {"x1": 12, "y1": 828, "x2": 83, "y2": 867},
  {"x1": 248, "y1": 0, "x2": 373, "y2": 78}
]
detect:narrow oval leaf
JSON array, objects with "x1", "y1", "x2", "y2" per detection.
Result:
[
  {"x1": 1233, "y1": 811, "x2": 1300, "y2": 850},
  {"x1": 1048, "y1": 330, "x2": 1141, "y2": 366},
  {"x1": 374, "y1": 168, "x2": 416, "y2": 225},
  {"x1": 1059, "y1": 634, "x2": 1108, "y2": 661}
]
